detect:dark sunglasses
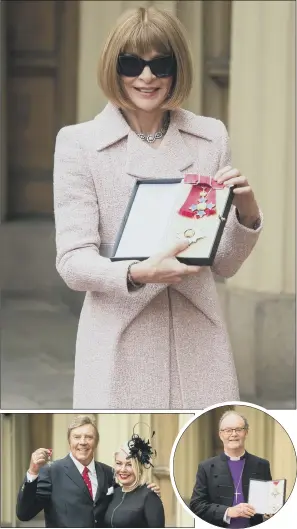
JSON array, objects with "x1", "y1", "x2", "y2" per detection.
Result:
[{"x1": 117, "y1": 53, "x2": 176, "y2": 78}]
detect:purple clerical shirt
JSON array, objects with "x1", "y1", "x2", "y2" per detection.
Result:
[{"x1": 227, "y1": 458, "x2": 250, "y2": 528}]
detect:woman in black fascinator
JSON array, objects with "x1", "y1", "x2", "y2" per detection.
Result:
[{"x1": 104, "y1": 425, "x2": 165, "y2": 527}]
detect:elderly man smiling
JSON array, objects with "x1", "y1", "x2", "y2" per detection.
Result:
[{"x1": 190, "y1": 411, "x2": 272, "y2": 528}]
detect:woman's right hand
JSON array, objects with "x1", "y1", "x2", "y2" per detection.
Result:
[{"x1": 130, "y1": 239, "x2": 201, "y2": 285}]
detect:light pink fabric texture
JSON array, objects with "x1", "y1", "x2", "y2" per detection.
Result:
[{"x1": 54, "y1": 103, "x2": 262, "y2": 409}]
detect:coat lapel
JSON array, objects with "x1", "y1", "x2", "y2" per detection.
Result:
[
  {"x1": 94, "y1": 102, "x2": 214, "y2": 180},
  {"x1": 217, "y1": 453, "x2": 235, "y2": 504},
  {"x1": 63, "y1": 455, "x2": 92, "y2": 501},
  {"x1": 95, "y1": 103, "x2": 130, "y2": 151},
  {"x1": 124, "y1": 119, "x2": 195, "y2": 179},
  {"x1": 242, "y1": 452, "x2": 257, "y2": 501},
  {"x1": 94, "y1": 462, "x2": 108, "y2": 503}
]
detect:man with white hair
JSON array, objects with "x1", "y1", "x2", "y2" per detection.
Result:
[{"x1": 190, "y1": 411, "x2": 272, "y2": 527}]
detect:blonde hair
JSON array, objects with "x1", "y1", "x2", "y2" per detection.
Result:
[
  {"x1": 114, "y1": 445, "x2": 149, "y2": 491},
  {"x1": 98, "y1": 6, "x2": 193, "y2": 110},
  {"x1": 67, "y1": 415, "x2": 99, "y2": 446}
]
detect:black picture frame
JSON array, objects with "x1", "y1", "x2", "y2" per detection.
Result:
[
  {"x1": 247, "y1": 478, "x2": 287, "y2": 515},
  {"x1": 111, "y1": 178, "x2": 234, "y2": 266}
]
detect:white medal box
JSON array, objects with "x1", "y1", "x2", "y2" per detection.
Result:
[
  {"x1": 248, "y1": 479, "x2": 286, "y2": 515},
  {"x1": 111, "y1": 178, "x2": 234, "y2": 266}
]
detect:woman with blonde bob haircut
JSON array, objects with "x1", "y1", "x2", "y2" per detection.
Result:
[
  {"x1": 54, "y1": 6, "x2": 263, "y2": 410},
  {"x1": 99, "y1": 7, "x2": 193, "y2": 110},
  {"x1": 104, "y1": 435, "x2": 165, "y2": 527}
]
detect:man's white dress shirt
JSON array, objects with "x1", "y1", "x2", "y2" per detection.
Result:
[{"x1": 27, "y1": 453, "x2": 99, "y2": 500}]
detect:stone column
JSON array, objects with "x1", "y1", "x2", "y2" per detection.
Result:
[
  {"x1": 14, "y1": 414, "x2": 30, "y2": 501},
  {"x1": 0, "y1": 414, "x2": 30, "y2": 527},
  {"x1": 152, "y1": 0, "x2": 177, "y2": 14},
  {"x1": 174, "y1": 413, "x2": 212, "y2": 526},
  {"x1": 1, "y1": 415, "x2": 14, "y2": 526},
  {"x1": 52, "y1": 413, "x2": 78, "y2": 459},
  {"x1": 234, "y1": 406, "x2": 274, "y2": 460},
  {"x1": 174, "y1": 414, "x2": 195, "y2": 528},
  {"x1": 95, "y1": 413, "x2": 144, "y2": 465},
  {"x1": 271, "y1": 420, "x2": 297, "y2": 499},
  {"x1": 226, "y1": 0, "x2": 295, "y2": 401},
  {"x1": 125, "y1": 0, "x2": 150, "y2": 7},
  {"x1": 177, "y1": 0, "x2": 203, "y2": 115},
  {"x1": 77, "y1": 0, "x2": 123, "y2": 122}
]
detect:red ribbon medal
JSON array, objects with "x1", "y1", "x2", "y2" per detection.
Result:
[{"x1": 178, "y1": 174, "x2": 225, "y2": 219}]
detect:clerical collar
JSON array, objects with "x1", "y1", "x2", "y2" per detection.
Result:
[{"x1": 225, "y1": 451, "x2": 246, "y2": 461}]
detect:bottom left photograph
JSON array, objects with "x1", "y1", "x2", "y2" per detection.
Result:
[{"x1": 0, "y1": 412, "x2": 194, "y2": 528}]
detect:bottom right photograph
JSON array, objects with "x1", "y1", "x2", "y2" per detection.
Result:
[{"x1": 172, "y1": 404, "x2": 297, "y2": 528}]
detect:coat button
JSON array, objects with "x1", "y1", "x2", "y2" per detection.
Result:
[{"x1": 214, "y1": 475, "x2": 218, "y2": 478}]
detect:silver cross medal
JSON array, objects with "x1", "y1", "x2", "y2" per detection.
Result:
[{"x1": 234, "y1": 491, "x2": 242, "y2": 501}]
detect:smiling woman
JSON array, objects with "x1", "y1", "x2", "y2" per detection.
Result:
[
  {"x1": 104, "y1": 430, "x2": 165, "y2": 527},
  {"x1": 98, "y1": 7, "x2": 192, "y2": 112},
  {"x1": 53, "y1": 6, "x2": 263, "y2": 409}
]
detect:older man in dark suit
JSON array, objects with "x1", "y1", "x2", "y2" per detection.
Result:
[
  {"x1": 16, "y1": 415, "x2": 159, "y2": 528},
  {"x1": 190, "y1": 411, "x2": 272, "y2": 528}
]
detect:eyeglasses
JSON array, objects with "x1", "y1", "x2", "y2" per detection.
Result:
[
  {"x1": 117, "y1": 53, "x2": 176, "y2": 78},
  {"x1": 220, "y1": 428, "x2": 246, "y2": 435}
]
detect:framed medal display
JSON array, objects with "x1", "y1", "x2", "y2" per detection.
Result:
[
  {"x1": 248, "y1": 479, "x2": 287, "y2": 515},
  {"x1": 111, "y1": 176, "x2": 234, "y2": 266}
]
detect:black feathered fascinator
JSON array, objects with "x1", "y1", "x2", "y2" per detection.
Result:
[{"x1": 126, "y1": 423, "x2": 157, "y2": 469}]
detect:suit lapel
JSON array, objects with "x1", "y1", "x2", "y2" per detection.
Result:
[
  {"x1": 63, "y1": 455, "x2": 92, "y2": 501},
  {"x1": 94, "y1": 462, "x2": 108, "y2": 503},
  {"x1": 125, "y1": 118, "x2": 195, "y2": 179},
  {"x1": 94, "y1": 102, "x2": 215, "y2": 180}
]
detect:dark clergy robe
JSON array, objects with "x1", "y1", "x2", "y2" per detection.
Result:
[{"x1": 190, "y1": 451, "x2": 272, "y2": 527}]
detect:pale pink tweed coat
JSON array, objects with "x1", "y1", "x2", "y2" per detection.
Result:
[{"x1": 54, "y1": 102, "x2": 262, "y2": 409}]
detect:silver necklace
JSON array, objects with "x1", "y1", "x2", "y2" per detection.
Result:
[
  {"x1": 137, "y1": 113, "x2": 170, "y2": 143},
  {"x1": 234, "y1": 462, "x2": 245, "y2": 502}
]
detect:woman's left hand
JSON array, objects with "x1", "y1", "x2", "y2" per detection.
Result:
[
  {"x1": 215, "y1": 165, "x2": 260, "y2": 228},
  {"x1": 147, "y1": 482, "x2": 161, "y2": 497}
]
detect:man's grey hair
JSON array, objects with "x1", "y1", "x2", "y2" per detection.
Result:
[
  {"x1": 219, "y1": 411, "x2": 249, "y2": 431},
  {"x1": 67, "y1": 414, "x2": 99, "y2": 445}
]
